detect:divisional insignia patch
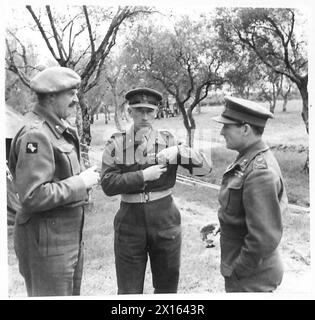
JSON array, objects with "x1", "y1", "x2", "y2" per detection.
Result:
[{"x1": 26, "y1": 142, "x2": 38, "y2": 154}]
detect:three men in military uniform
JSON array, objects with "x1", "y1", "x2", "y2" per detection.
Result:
[
  {"x1": 101, "y1": 87, "x2": 211, "y2": 294},
  {"x1": 212, "y1": 96, "x2": 288, "y2": 292},
  {"x1": 9, "y1": 65, "x2": 287, "y2": 295}
]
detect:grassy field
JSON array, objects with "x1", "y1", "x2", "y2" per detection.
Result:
[{"x1": 7, "y1": 99, "x2": 310, "y2": 297}]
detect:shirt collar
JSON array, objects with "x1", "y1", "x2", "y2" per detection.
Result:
[
  {"x1": 224, "y1": 140, "x2": 269, "y2": 174},
  {"x1": 235, "y1": 140, "x2": 269, "y2": 167},
  {"x1": 33, "y1": 103, "x2": 67, "y2": 138}
]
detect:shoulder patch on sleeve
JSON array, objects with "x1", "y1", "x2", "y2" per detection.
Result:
[
  {"x1": 26, "y1": 142, "x2": 38, "y2": 153},
  {"x1": 253, "y1": 155, "x2": 268, "y2": 170}
]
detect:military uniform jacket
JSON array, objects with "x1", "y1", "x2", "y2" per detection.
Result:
[
  {"x1": 9, "y1": 104, "x2": 89, "y2": 224},
  {"x1": 218, "y1": 140, "x2": 288, "y2": 280},
  {"x1": 101, "y1": 125, "x2": 211, "y2": 196}
]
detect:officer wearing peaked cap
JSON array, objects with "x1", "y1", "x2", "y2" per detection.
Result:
[
  {"x1": 101, "y1": 87, "x2": 211, "y2": 294},
  {"x1": 212, "y1": 96, "x2": 288, "y2": 292},
  {"x1": 9, "y1": 66, "x2": 100, "y2": 296}
]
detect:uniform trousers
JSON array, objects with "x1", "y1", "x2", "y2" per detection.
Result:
[
  {"x1": 14, "y1": 209, "x2": 84, "y2": 296},
  {"x1": 114, "y1": 195, "x2": 181, "y2": 294}
]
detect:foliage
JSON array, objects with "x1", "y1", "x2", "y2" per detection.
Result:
[
  {"x1": 124, "y1": 14, "x2": 225, "y2": 145},
  {"x1": 215, "y1": 8, "x2": 308, "y2": 131},
  {"x1": 6, "y1": 5, "x2": 154, "y2": 147}
]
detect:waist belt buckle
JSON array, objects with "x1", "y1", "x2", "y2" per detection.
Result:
[
  {"x1": 140, "y1": 192, "x2": 150, "y2": 203},
  {"x1": 143, "y1": 192, "x2": 150, "y2": 203}
]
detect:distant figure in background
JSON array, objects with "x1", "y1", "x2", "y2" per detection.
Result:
[
  {"x1": 103, "y1": 103, "x2": 111, "y2": 124},
  {"x1": 9, "y1": 66, "x2": 100, "y2": 296},
  {"x1": 101, "y1": 87, "x2": 211, "y2": 294},
  {"x1": 212, "y1": 96, "x2": 288, "y2": 292}
]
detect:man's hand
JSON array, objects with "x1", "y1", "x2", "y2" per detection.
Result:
[
  {"x1": 142, "y1": 164, "x2": 167, "y2": 182},
  {"x1": 156, "y1": 146, "x2": 179, "y2": 164},
  {"x1": 79, "y1": 165, "x2": 100, "y2": 189}
]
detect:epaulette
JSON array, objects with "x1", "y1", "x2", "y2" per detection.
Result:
[
  {"x1": 110, "y1": 130, "x2": 126, "y2": 139},
  {"x1": 158, "y1": 129, "x2": 175, "y2": 137},
  {"x1": 158, "y1": 129, "x2": 177, "y2": 146},
  {"x1": 106, "y1": 131, "x2": 126, "y2": 156},
  {"x1": 253, "y1": 154, "x2": 268, "y2": 170},
  {"x1": 28, "y1": 117, "x2": 44, "y2": 130}
]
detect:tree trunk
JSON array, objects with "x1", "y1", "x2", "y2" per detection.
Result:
[
  {"x1": 186, "y1": 128, "x2": 195, "y2": 148},
  {"x1": 281, "y1": 85, "x2": 291, "y2": 112},
  {"x1": 77, "y1": 92, "x2": 91, "y2": 168},
  {"x1": 113, "y1": 91, "x2": 123, "y2": 131},
  {"x1": 282, "y1": 98, "x2": 288, "y2": 112},
  {"x1": 75, "y1": 103, "x2": 83, "y2": 138},
  {"x1": 186, "y1": 107, "x2": 196, "y2": 147},
  {"x1": 177, "y1": 101, "x2": 197, "y2": 147},
  {"x1": 297, "y1": 81, "x2": 308, "y2": 173},
  {"x1": 270, "y1": 101, "x2": 276, "y2": 114}
]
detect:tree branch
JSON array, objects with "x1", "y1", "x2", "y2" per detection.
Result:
[
  {"x1": 83, "y1": 5, "x2": 95, "y2": 55},
  {"x1": 26, "y1": 5, "x2": 60, "y2": 62},
  {"x1": 46, "y1": 5, "x2": 67, "y2": 64}
]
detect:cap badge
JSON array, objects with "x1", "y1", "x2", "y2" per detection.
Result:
[{"x1": 142, "y1": 94, "x2": 149, "y2": 103}]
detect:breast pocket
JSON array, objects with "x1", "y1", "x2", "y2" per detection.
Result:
[
  {"x1": 221, "y1": 175, "x2": 244, "y2": 214},
  {"x1": 55, "y1": 143, "x2": 81, "y2": 177}
]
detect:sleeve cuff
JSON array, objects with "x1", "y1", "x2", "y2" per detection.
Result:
[{"x1": 70, "y1": 175, "x2": 89, "y2": 202}]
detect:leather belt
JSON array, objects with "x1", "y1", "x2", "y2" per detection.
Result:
[{"x1": 121, "y1": 189, "x2": 172, "y2": 203}]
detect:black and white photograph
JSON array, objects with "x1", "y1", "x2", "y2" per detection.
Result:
[{"x1": 1, "y1": 0, "x2": 313, "y2": 300}]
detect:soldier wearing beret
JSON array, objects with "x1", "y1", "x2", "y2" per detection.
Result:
[
  {"x1": 212, "y1": 96, "x2": 288, "y2": 292},
  {"x1": 101, "y1": 87, "x2": 211, "y2": 294},
  {"x1": 9, "y1": 66, "x2": 100, "y2": 296}
]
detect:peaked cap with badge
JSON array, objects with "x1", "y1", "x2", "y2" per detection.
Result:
[
  {"x1": 214, "y1": 96, "x2": 288, "y2": 292},
  {"x1": 213, "y1": 96, "x2": 273, "y2": 128},
  {"x1": 30, "y1": 66, "x2": 81, "y2": 93},
  {"x1": 100, "y1": 87, "x2": 212, "y2": 294},
  {"x1": 125, "y1": 87, "x2": 162, "y2": 110}
]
